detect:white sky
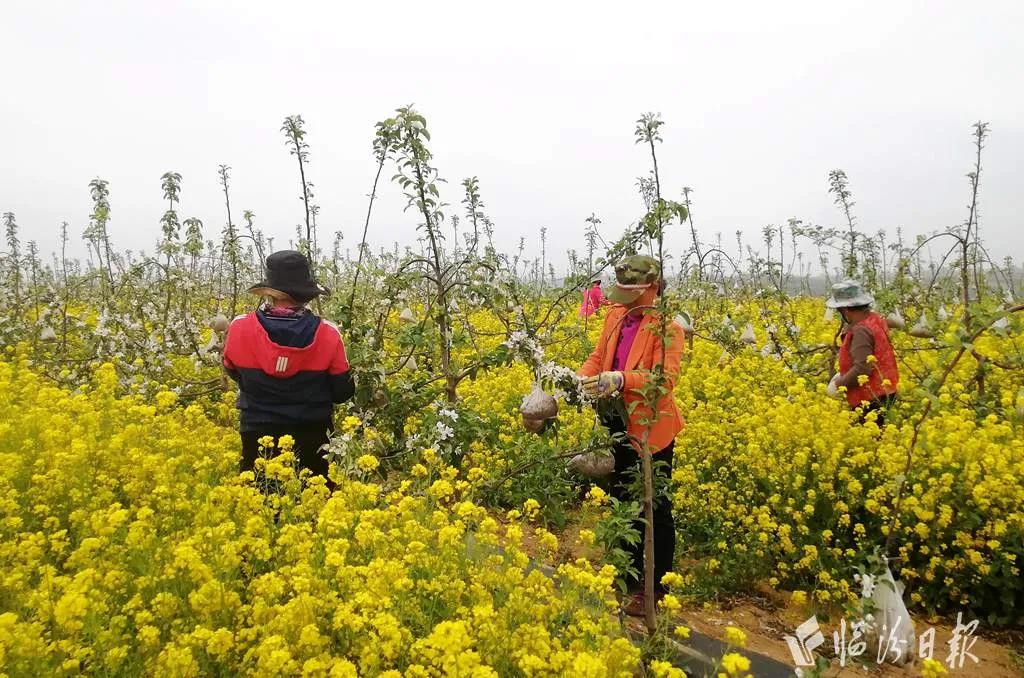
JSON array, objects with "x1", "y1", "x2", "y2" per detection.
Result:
[{"x1": 2, "y1": 1, "x2": 1022, "y2": 274}]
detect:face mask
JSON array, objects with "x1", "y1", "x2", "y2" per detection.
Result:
[{"x1": 627, "y1": 285, "x2": 656, "y2": 309}]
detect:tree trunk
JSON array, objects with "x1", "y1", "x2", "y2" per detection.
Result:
[{"x1": 641, "y1": 449, "x2": 657, "y2": 633}]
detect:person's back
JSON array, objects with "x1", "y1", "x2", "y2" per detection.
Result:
[
  {"x1": 579, "y1": 280, "x2": 606, "y2": 317},
  {"x1": 837, "y1": 311, "x2": 899, "y2": 406},
  {"x1": 224, "y1": 306, "x2": 353, "y2": 431},
  {"x1": 222, "y1": 251, "x2": 354, "y2": 484}
]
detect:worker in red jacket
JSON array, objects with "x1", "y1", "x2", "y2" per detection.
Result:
[
  {"x1": 223, "y1": 251, "x2": 354, "y2": 485},
  {"x1": 826, "y1": 280, "x2": 899, "y2": 426}
]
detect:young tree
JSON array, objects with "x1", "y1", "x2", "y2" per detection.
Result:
[
  {"x1": 391, "y1": 106, "x2": 457, "y2": 401},
  {"x1": 632, "y1": 111, "x2": 688, "y2": 632},
  {"x1": 3, "y1": 212, "x2": 20, "y2": 312},
  {"x1": 348, "y1": 116, "x2": 400, "y2": 318},
  {"x1": 281, "y1": 115, "x2": 316, "y2": 266},
  {"x1": 462, "y1": 177, "x2": 485, "y2": 258},
  {"x1": 584, "y1": 213, "x2": 602, "y2": 275},
  {"x1": 184, "y1": 217, "x2": 204, "y2": 275},
  {"x1": 681, "y1": 186, "x2": 703, "y2": 280},
  {"x1": 159, "y1": 171, "x2": 183, "y2": 320},
  {"x1": 828, "y1": 169, "x2": 859, "y2": 278},
  {"x1": 218, "y1": 165, "x2": 241, "y2": 317},
  {"x1": 962, "y1": 121, "x2": 990, "y2": 314},
  {"x1": 84, "y1": 178, "x2": 114, "y2": 293}
]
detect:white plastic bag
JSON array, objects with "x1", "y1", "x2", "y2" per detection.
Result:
[
  {"x1": 740, "y1": 323, "x2": 757, "y2": 345},
  {"x1": 885, "y1": 309, "x2": 906, "y2": 330},
  {"x1": 909, "y1": 313, "x2": 934, "y2": 338},
  {"x1": 210, "y1": 313, "x2": 230, "y2": 332},
  {"x1": 674, "y1": 312, "x2": 694, "y2": 333},
  {"x1": 864, "y1": 565, "x2": 917, "y2": 666},
  {"x1": 202, "y1": 333, "x2": 221, "y2": 355},
  {"x1": 826, "y1": 373, "x2": 839, "y2": 396}
]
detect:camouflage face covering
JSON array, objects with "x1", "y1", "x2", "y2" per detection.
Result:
[{"x1": 607, "y1": 255, "x2": 661, "y2": 305}]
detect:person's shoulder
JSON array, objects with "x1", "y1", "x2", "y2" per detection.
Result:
[
  {"x1": 319, "y1": 319, "x2": 345, "y2": 340},
  {"x1": 603, "y1": 305, "x2": 628, "y2": 323},
  {"x1": 653, "y1": 313, "x2": 686, "y2": 342},
  {"x1": 851, "y1": 322, "x2": 875, "y2": 340}
]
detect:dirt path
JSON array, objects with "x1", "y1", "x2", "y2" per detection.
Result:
[
  {"x1": 522, "y1": 516, "x2": 1024, "y2": 676},
  {"x1": 679, "y1": 596, "x2": 1024, "y2": 677}
]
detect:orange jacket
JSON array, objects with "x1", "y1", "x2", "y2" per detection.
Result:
[{"x1": 578, "y1": 306, "x2": 686, "y2": 453}]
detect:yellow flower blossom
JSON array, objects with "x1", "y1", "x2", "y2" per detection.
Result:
[
  {"x1": 724, "y1": 626, "x2": 747, "y2": 648},
  {"x1": 920, "y1": 657, "x2": 948, "y2": 677},
  {"x1": 356, "y1": 454, "x2": 380, "y2": 473},
  {"x1": 719, "y1": 652, "x2": 751, "y2": 676}
]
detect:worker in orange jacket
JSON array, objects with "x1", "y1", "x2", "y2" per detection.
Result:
[{"x1": 577, "y1": 255, "x2": 686, "y2": 616}]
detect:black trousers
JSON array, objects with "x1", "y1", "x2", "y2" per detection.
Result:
[
  {"x1": 605, "y1": 417, "x2": 676, "y2": 594},
  {"x1": 859, "y1": 393, "x2": 897, "y2": 427},
  {"x1": 240, "y1": 421, "x2": 333, "y2": 487}
]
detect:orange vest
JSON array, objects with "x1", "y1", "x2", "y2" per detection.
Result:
[
  {"x1": 838, "y1": 312, "x2": 899, "y2": 407},
  {"x1": 578, "y1": 307, "x2": 686, "y2": 452}
]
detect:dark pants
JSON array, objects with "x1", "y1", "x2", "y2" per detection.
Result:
[
  {"x1": 859, "y1": 393, "x2": 897, "y2": 427},
  {"x1": 240, "y1": 421, "x2": 333, "y2": 488},
  {"x1": 605, "y1": 417, "x2": 676, "y2": 594}
]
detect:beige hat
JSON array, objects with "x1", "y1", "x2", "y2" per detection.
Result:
[{"x1": 826, "y1": 280, "x2": 874, "y2": 309}]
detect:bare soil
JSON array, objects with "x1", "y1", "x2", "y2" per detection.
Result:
[
  {"x1": 676, "y1": 590, "x2": 1024, "y2": 677},
  {"x1": 516, "y1": 513, "x2": 1024, "y2": 676}
]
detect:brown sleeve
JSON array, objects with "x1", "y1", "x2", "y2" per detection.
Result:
[{"x1": 836, "y1": 325, "x2": 875, "y2": 389}]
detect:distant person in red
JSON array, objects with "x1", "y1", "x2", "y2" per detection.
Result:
[
  {"x1": 579, "y1": 278, "x2": 606, "y2": 318},
  {"x1": 826, "y1": 280, "x2": 899, "y2": 426},
  {"x1": 222, "y1": 251, "x2": 354, "y2": 485}
]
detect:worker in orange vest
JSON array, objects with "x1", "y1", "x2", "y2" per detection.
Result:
[
  {"x1": 826, "y1": 280, "x2": 900, "y2": 426},
  {"x1": 578, "y1": 255, "x2": 686, "y2": 616}
]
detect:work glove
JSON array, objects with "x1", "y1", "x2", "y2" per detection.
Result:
[
  {"x1": 581, "y1": 371, "x2": 624, "y2": 398},
  {"x1": 826, "y1": 373, "x2": 841, "y2": 396}
]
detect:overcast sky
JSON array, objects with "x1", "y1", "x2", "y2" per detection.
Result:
[{"x1": 2, "y1": 1, "x2": 1022, "y2": 275}]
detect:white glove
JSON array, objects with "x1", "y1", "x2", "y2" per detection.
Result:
[
  {"x1": 826, "y1": 373, "x2": 841, "y2": 396},
  {"x1": 581, "y1": 371, "x2": 624, "y2": 398}
]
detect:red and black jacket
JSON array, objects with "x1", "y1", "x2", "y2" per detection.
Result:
[{"x1": 222, "y1": 310, "x2": 354, "y2": 432}]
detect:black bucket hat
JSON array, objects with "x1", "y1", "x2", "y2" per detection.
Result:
[{"x1": 248, "y1": 250, "x2": 330, "y2": 303}]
